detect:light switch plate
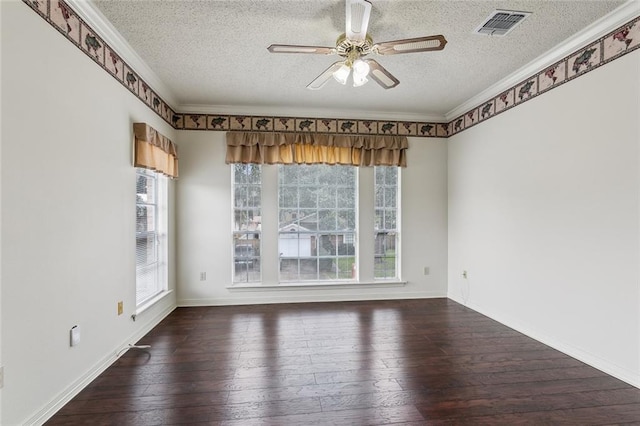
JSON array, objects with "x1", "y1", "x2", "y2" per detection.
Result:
[{"x1": 70, "y1": 325, "x2": 81, "y2": 347}]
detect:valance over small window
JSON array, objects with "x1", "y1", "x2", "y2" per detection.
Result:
[
  {"x1": 226, "y1": 132, "x2": 407, "y2": 167},
  {"x1": 133, "y1": 123, "x2": 179, "y2": 178}
]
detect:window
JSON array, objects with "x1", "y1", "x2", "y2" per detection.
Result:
[
  {"x1": 232, "y1": 164, "x2": 261, "y2": 283},
  {"x1": 374, "y1": 166, "x2": 399, "y2": 279},
  {"x1": 278, "y1": 165, "x2": 356, "y2": 281},
  {"x1": 230, "y1": 164, "x2": 401, "y2": 285},
  {"x1": 135, "y1": 168, "x2": 168, "y2": 306}
]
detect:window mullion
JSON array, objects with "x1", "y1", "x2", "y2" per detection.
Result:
[{"x1": 358, "y1": 167, "x2": 375, "y2": 282}]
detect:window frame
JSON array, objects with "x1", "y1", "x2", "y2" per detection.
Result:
[
  {"x1": 277, "y1": 164, "x2": 358, "y2": 283},
  {"x1": 374, "y1": 166, "x2": 400, "y2": 280},
  {"x1": 135, "y1": 167, "x2": 168, "y2": 307},
  {"x1": 232, "y1": 164, "x2": 262, "y2": 283},
  {"x1": 229, "y1": 164, "x2": 402, "y2": 287}
]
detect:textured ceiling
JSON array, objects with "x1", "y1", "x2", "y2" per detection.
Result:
[{"x1": 91, "y1": 0, "x2": 626, "y2": 120}]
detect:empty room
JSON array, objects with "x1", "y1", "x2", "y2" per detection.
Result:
[{"x1": 1, "y1": 0, "x2": 640, "y2": 424}]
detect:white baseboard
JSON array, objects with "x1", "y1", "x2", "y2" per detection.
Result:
[
  {"x1": 25, "y1": 303, "x2": 176, "y2": 426},
  {"x1": 448, "y1": 294, "x2": 640, "y2": 389},
  {"x1": 178, "y1": 291, "x2": 445, "y2": 307}
]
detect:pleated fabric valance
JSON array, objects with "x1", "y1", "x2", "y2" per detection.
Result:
[
  {"x1": 133, "y1": 123, "x2": 179, "y2": 178},
  {"x1": 225, "y1": 132, "x2": 408, "y2": 167}
]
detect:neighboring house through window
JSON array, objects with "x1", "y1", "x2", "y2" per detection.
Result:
[{"x1": 278, "y1": 164, "x2": 357, "y2": 281}]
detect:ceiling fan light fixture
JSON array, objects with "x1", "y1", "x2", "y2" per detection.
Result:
[
  {"x1": 352, "y1": 59, "x2": 370, "y2": 77},
  {"x1": 333, "y1": 63, "x2": 351, "y2": 85},
  {"x1": 353, "y1": 73, "x2": 368, "y2": 87}
]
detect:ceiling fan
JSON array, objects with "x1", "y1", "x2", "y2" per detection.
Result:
[{"x1": 267, "y1": 0, "x2": 447, "y2": 90}]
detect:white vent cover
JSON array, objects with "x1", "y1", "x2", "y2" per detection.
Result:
[{"x1": 474, "y1": 10, "x2": 531, "y2": 36}]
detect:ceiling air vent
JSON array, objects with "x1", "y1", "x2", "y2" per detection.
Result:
[{"x1": 474, "y1": 10, "x2": 531, "y2": 36}]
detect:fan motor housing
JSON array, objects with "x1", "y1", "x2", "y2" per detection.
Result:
[{"x1": 335, "y1": 33, "x2": 374, "y2": 58}]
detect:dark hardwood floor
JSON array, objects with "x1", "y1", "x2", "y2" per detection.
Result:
[{"x1": 46, "y1": 298, "x2": 640, "y2": 425}]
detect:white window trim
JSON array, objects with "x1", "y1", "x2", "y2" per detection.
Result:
[
  {"x1": 226, "y1": 281, "x2": 407, "y2": 291},
  {"x1": 135, "y1": 289, "x2": 174, "y2": 316}
]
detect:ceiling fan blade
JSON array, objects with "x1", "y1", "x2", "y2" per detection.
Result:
[
  {"x1": 346, "y1": 0, "x2": 372, "y2": 42},
  {"x1": 267, "y1": 44, "x2": 335, "y2": 55},
  {"x1": 374, "y1": 35, "x2": 447, "y2": 55},
  {"x1": 364, "y1": 59, "x2": 399, "y2": 89},
  {"x1": 307, "y1": 61, "x2": 345, "y2": 90}
]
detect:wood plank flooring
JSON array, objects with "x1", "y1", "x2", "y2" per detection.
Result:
[{"x1": 46, "y1": 298, "x2": 640, "y2": 425}]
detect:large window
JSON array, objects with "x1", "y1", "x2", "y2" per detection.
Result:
[
  {"x1": 230, "y1": 164, "x2": 400, "y2": 284},
  {"x1": 136, "y1": 168, "x2": 168, "y2": 306},
  {"x1": 232, "y1": 164, "x2": 261, "y2": 283},
  {"x1": 375, "y1": 166, "x2": 399, "y2": 279},
  {"x1": 278, "y1": 165, "x2": 356, "y2": 281}
]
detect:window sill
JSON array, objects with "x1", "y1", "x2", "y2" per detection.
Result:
[
  {"x1": 226, "y1": 281, "x2": 407, "y2": 291},
  {"x1": 135, "y1": 289, "x2": 174, "y2": 316}
]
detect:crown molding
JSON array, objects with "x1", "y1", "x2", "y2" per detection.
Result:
[
  {"x1": 67, "y1": 0, "x2": 178, "y2": 107},
  {"x1": 177, "y1": 103, "x2": 447, "y2": 123},
  {"x1": 446, "y1": 0, "x2": 640, "y2": 120}
]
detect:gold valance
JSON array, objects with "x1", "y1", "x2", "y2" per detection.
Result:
[
  {"x1": 133, "y1": 123, "x2": 179, "y2": 178},
  {"x1": 225, "y1": 132, "x2": 407, "y2": 167}
]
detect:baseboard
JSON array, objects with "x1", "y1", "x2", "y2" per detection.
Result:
[
  {"x1": 25, "y1": 303, "x2": 176, "y2": 426},
  {"x1": 448, "y1": 294, "x2": 640, "y2": 389},
  {"x1": 178, "y1": 291, "x2": 444, "y2": 307}
]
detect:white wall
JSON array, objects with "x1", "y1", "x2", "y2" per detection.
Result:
[
  {"x1": 176, "y1": 131, "x2": 448, "y2": 305},
  {"x1": 1, "y1": 2, "x2": 177, "y2": 424},
  {"x1": 448, "y1": 51, "x2": 640, "y2": 386}
]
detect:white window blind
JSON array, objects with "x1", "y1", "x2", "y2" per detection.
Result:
[{"x1": 136, "y1": 168, "x2": 167, "y2": 305}]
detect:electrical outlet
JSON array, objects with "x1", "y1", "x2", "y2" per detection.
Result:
[
  {"x1": 423, "y1": 267, "x2": 430, "y2": 275},
  {"x1": 463, "y1": 270, "x2": 468, "y2": 279},
  {"x1": 200, "y1": 272, "x2": 206, "y2": 281},
  {"x1": 117, "y1": 301, "x2": 123, "y2": 316}
]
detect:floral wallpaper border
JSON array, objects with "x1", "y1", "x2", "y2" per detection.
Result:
[
  {"x1": 176, "y1": 114, "x2": 450, "y2": 138},
  {"x1": 23, "y1": 0, "x2": 178, "y2": 125},
  {"x1": 22, "y1": 0, "x2": 640, "y2": 139},
  {"x1": 448, "y1": 15, "x2": 640, "y2": 136}
]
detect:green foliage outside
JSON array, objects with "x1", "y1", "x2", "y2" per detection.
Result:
[{"x1": 374, "y1": 250, "x2": 396, "y2": 278}]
